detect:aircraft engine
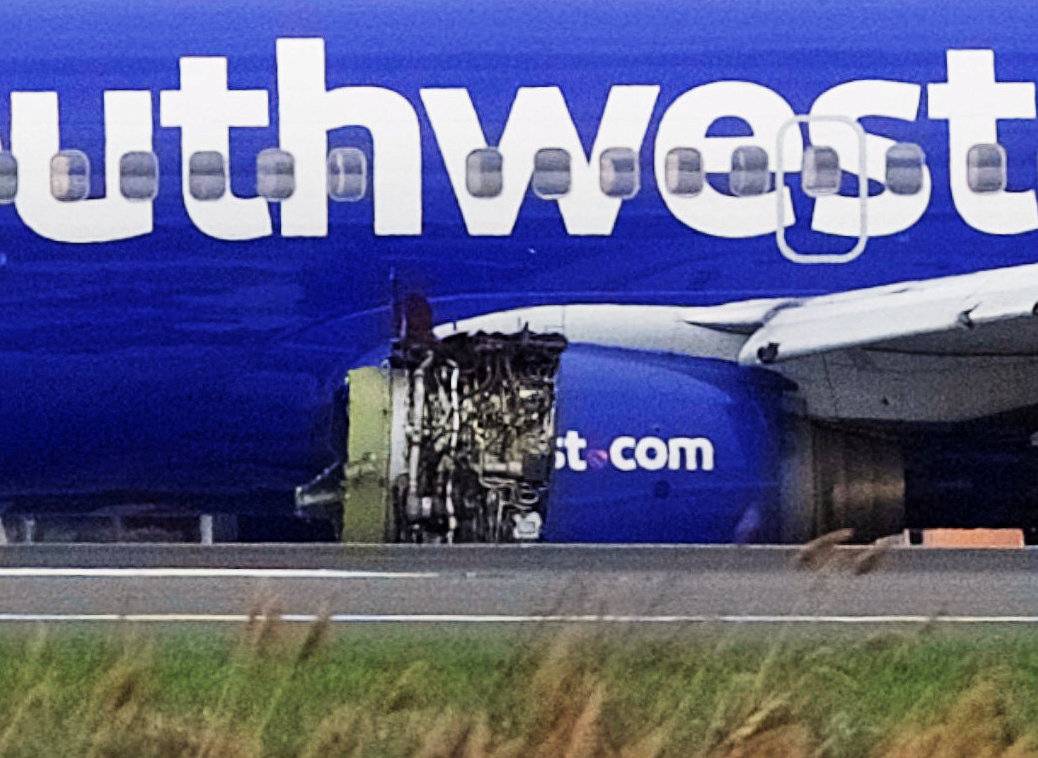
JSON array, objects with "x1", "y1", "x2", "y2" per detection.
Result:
[
  {"x1": 388, "y1": 329, "x2": 567, "y2": 543},
  {"x1": 327, "y1": 332, "x2": 910, "y2": 544}
]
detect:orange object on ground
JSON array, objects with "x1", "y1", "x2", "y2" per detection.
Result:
[{"x1": 920, "y1": 529, "x2": 1024, "y2": 548}]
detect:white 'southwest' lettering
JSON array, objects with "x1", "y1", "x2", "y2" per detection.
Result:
[
  {"x1": 277, "y1": 38, "x2": 421, "y2": 237},
  {"x1": 928, "y1": 50, "x2": 1038, "y2": 235},
  {"x1": 160, "y1": 57, "x2": 272, "y2": 241},
  {"x1": 421, "y1": 85, "x2": 658, "y2": 236},
  {"x1": 9, "y1": 44, "x2": 1038, "y2": 248},
  {"x1": 11, "y1": 90, "x2": 153, "y2": 243},
  {"x1": 809, "y1": 80, "x2": 931, "y2": 237},
  {"x1": 655, "y1": 81, "x2": 802, "y2": 238}
]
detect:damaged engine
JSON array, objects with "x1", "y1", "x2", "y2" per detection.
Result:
[{"x1": 390, "y1": 329, "x2": 566, "y2": 543}]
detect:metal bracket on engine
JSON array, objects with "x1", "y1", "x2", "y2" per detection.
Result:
[{"x1": 341, "y1": 366, "x2": 393, "y2": 543}]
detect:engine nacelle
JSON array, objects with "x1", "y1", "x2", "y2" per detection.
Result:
[{"x1": 546, "y1": 346, "x2": 789, "y2": 543}]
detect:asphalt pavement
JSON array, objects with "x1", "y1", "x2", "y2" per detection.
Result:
[{"x1": 0, "y1": 544, "x2": 1034, "y2": 624}]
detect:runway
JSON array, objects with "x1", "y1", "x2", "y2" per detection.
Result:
[{"x1": 0, "y1": 544, "x2": 1036, "y2": 624}]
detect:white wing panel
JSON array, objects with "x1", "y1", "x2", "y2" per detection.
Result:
[{"x1": 682, "y1": 263, "x2": 1038, "y2": 365}]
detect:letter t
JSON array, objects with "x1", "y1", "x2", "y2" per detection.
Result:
[
  {"x1": 928, "y1": 50, "x2": 1038, "y2": 235},
  {"x1": 161, "y1": 57, "x2": 272, "y2": 240}
]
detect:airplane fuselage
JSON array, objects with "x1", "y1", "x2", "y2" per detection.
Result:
[{"x1": 3, "y1": 0, "x2": 1038, "y2": 530}]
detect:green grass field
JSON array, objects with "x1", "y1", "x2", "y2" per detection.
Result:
[{"x1": 0, "y1": 617, "x2": 1037, "y2": 757}]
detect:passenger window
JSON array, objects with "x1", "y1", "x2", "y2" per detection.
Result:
[
  {"x1": 465, "y1": 148, "x2": 502, "y2": 198},
  {"x1": 327, "y1": 147, "x2": 367, "y2": 202},
  {"x1": 730, "y1": 146, "x2": 769, "y2": 197},
  {"x1": 599, "y1": 147, "x2": 639, "y2": 198},
  {"x1": 188, "y1": 151, "x2": 227, "y2": 201},
  {"x1": 0, "y1": 152, "x2": 16, "y2": 204},
  {"x1": 886, "y1": 143, "x2": 925, "y2": 196},
  {"x1": 119, "y1": 151, "x2": 158, "y2": 201},
  {"x1": 50, "y1": 150, "x2": 90, "y2": 202},
  {"x1": 664, "y1": 148, "x2": 703, "y2": 196},
  {"x1": 801, "y1": 146, "x2": 840, "y2": 197},
  {"x1": 967, "y1": 144, "x2": 1006, "y2": 193},
  {"x1": 532, "y1": 148, "x2": 571, "y2": 198},
  {"x1": 257, "y1": 148, "x2": 295, "y2": 201}
]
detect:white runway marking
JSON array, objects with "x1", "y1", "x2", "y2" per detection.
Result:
[
  {"x1": 0, "y1": 613, "x2": 1035, "y2": 625},
  {"x1": 0, "y1": 568, "x2": 436, "y2": 579}
]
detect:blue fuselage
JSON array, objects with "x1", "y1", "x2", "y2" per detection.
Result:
[{"x1": 2, "y1": 1, "x2": 1037, "y2": 520}]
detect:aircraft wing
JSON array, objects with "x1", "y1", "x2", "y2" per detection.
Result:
[{"x1": 683, "y1": 263, "x2": 1038, "y2": 366}]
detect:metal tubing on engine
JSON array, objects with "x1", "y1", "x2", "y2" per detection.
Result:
[
  {"x1": 445, "y1": 361, "x2": 460, "y2": 542},
  {"x1": 406, "y1": 353, "x2": 434, "y2": 521}
]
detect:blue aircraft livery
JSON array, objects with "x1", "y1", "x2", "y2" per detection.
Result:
[{"x1": 4, "y1": 0, "x2": 1038, "y2": 543}]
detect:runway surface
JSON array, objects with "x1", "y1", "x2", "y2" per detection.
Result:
[{"x1": 0, "y1": 544, "x2": 1036, "y2": 624}]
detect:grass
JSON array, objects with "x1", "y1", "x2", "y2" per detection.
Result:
[
  {"x1": 0, "y1": 535, "x2": 1033, "y2": 756},
  {"x1": 0, "y1": 619, "x2": 1037, "y2": 756}
]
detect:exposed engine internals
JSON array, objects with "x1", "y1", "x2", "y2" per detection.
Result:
[{"x1": 390, "y1": 329, "x2": 567, "y2": 543}]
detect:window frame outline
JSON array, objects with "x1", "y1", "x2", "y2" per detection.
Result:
[
  {"x1": 0, "y1": 151, "x2": 18, "y2": 205},
  {"x1": 464, "y1": 147, "x2": 504, "y2": 199},
  {"x1": 966, "y1": 143, "x2": 1007, "y2": 194},
  {"x1": 663, "y1": 147, "x2": 705, "y2": 198},
  {"x1": 884, "y1": 142, "x2": 927, "y2": 197},
  {"x1": 598, "y1": 146, "x2": 640, "y2": 200},
  {"x1": 118, "y1": 150, "x2": 160, "y2": 202},
  {"x1": 256, "y1": 147, "x2": 296, "y2": 202},
  {"x1": 775, "y1": 115, "x2": 868, "y2": 265},
  {"x1": 187, "y1": 150, "x2": 228, "y2": 202},
  {"x1": 729, "y1": 145, "x2": 771, "y2": 198},
  {"x1": 531, "y1": 147, "x2": 572, "y2": 200},
  {"x1": 801, "y1": 144, "x2": 842, "y2": 199},
  {"x1": 327, "y1": 146, "x2": 369, "y2": 203},
  {"x1": 50, "y1": 149, "x2": 92, "y2": 203}
]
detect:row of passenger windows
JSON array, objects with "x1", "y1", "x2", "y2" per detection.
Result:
[
  {"x1": 480, "y1": 142, "x2": 1017, "y2": 198},
  {"x1": 0, "y1": 147, "x2": 370, "y2": 204},
  {"x1": 0, "y1": 143, "x2": 1017, "y2": 204},
  {"x1": 469, "y1": 144, "x2": 933, "y2": 199}
]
